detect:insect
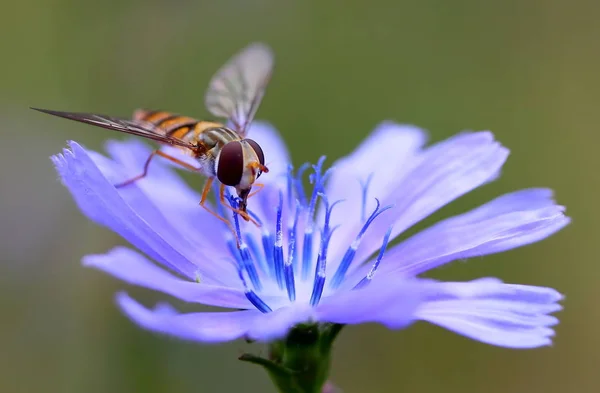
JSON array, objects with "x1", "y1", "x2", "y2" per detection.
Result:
[{"x1": 32, "y1": 42, "x2": 273, "y2": 231}]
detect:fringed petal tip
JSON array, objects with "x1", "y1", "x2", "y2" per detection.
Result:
[
  {"x1": 50, "y1": 141, "x2": 76, "y2": 171},
  {"x1": 416, "y1": 279, "x2": 564, "y2": 349}
]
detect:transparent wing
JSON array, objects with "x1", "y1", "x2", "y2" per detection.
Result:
[
  {"x1": 204, "y1": 42, "x2": 274, "y2": 136},
  {"x1": 31, "y1": 108, "x2": 196, "y2": 149}
]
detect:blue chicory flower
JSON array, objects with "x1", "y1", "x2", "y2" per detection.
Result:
[{"x1": 52, "y1": 121, "x2": 569, "y2": 348}]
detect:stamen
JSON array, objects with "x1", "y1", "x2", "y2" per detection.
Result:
[
  {"x1": 288, "y1": 201, "x2": 302, "y2": 275},
  {"x1": 329, "y1": 198, "x2": 393, "y2": 289},
  {"x1": 246, "y1": 209, "x2": 263, "y2": 227},
  {"x1": 359, "y1": 173, "x2": 374, "y2": 223},
  {"x1": 227, "y1": 193, "x2": 262, "y2": 291},
  {"x1": 237, "y1": 267, "x2": 272, "y2": 313},
  {"x1": 310, "y1": 194, "x2": 342, "y2": 306},
  {"x1": 272, "y1": 191, "x2": 285, "y2": 289},
  {"x1": 301, "y1": 227, "x2": 314, "y2": 281},
  {"x1": 286, "y1": 164, "x2": 295, "y2": 208},
  {"x1": 261, "y1": 229, "x2": 275, "y2": 279},
  {"x1": 226, "y1": 239, "x2": 244, "y2": 265},
  {"x1": 294, "y1": 163, "x2": 310, "y2": 207},
  {"x1": 354, "y1": 226, "x2": 393, "y2": 290},
  {"x1": 285, "y1": 202, "x2": 301, "y2": 301},
  {"x1": 302, "y1": 157, "x2": 327, "y2": 280},
  {"x1": 245, "y1": 234, "x2": 268, "y2": 275}
]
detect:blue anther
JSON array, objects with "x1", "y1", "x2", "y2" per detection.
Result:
[
  {"x1": 301, "y1": 228, "x2": 313, "y2": 280},
  {"x1": 354, "y1": 225, "x2": 393, "y2": 290},
  {"x1": 301, "y1": 157, "x2": 328, "y2": 280},
  {"x1": 330, "y1": 198, "x2": 393, "y2": 289},
  {"x1": 245, "y1": 291, "x2": 272, "y2": 313},
  {"x1": 284, "y1": 203, "x2": 301, "y2": 301},
  {"x1": 261, "y1": 230, "x2": 275, "y2": 279},
  {"x1": 309, "y1": 270, "x2": 325, "y2": 306},
  {"x1": 227, "y1": 239, "x2": 244, "y2": 266},
  {"x1": 307, "y1": 157, "x2": 326, "y2": 217},
  {"x1": 236, "y1": 267, "x2": 271, "y2": 313},
  {"x1": 272, "y1": 191, "x2": 285, "y2": 289},
  {"x1": 246, "y1": 208, "x2": 263, "y2": 227},
  {"x1": 239, "y1": 245, "x2": 262, "y2": 291},
  {"x1": 229, "y1": 194, "x2": 262, "y2": 291},
  {"x1": 284, "y1": 257, "x2": 296, "y2": 302},
  {"x1": 286, "y1": 164, "x2": 295, "y2": 208},
  {"x1": 309, "y1": 194, "x2": 341, "y2": 306},
  {"x1": 288, "y1": 201, "x2": 302, "y2": 275},
  {"x1": 359, "y1": 173, "x2": 374, "y2": 222},
  {"x1": 309, "y1": 229, "x2": 336, "y2": 306},
  {"x1": 245, "y1": 234, "x2": 268, "y2": 275},
  {"x1": 294, "y1": 163, "x2": 310, "y2": 207}
]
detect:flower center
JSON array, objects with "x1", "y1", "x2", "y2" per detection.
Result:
[{"x1": 220, "y1": 157, "x2": 393, "y2": 313}]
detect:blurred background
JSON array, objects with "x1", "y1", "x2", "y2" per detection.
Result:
[{"x1": 0, "y1": 0, "x2": 597, "y2": 392}]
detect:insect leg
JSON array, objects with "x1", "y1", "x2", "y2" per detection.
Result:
[
  {"x1": 114, "y1": 149, "x2": 201, "y2": 188},
  {"x1": 198, "y1": 178, "x2": 241, "y2": 246},
  {"x1": 218, "y1": 183, "x2": 261, "y2": 227},
  {"x1": 114, "y1": 150, "x2": 158, "y2": 188},
  {"x1": 247, "y1": 183, "x2": 264, "y2": 198}
]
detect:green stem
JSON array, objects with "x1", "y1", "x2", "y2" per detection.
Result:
[{"x1": 239, "y1": 323, "x2": 344, "y2": 393}]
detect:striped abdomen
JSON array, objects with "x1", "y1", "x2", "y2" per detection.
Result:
[{"x1": 133, "y1": 109, "x2": 240, "y2": 150}]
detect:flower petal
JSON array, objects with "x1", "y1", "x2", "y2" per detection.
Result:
[
  {"x1": 414, "y1": 278, "x2": 563, "y2": 348},
  {"x1": 350, "y1": 188, "x2": 570, "y2": 279},
  {"x1": 316, "y1": 276, "x2": 425, "y2": 329},
  {"x1": 99, "y1": 139, "x2": 231, "y2": 258},
  {"x1": 117, "y1": 292, "x2": 254, "y2": 342},
  {"x1": 330, "y1": 131, "x2": 510, "y2": 272},
  {"x1": 83, "y1": 247, "x2": 251, "y2": 309},
  {"x1": 325, "y1": 122, "x2": 427, "y2": 255},
  {"x1": 52, "y1": 142, "x2": 237, "y2": 285},
  {"x1": 117, "y1": 293, "x2": 314, "y2": 343}
]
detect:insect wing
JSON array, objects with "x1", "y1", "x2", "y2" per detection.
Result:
[
  {"x1": 204, "y1": 42, "x2": 274, "y2": 136},
  {"x1": 31, "y1": 108, "x2": 195, "y2": 149}
]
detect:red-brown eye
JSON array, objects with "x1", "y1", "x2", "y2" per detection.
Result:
[
  {"x1": 217, "y1": 141, "x2": 244, "y2": 186},
  {"x1": 244, "y1": 138, "x2": 265, "y2": 178}
]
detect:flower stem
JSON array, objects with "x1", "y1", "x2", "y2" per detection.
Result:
[{"x1": 239, "y1": 323, "x2": 344, "y2": 393}]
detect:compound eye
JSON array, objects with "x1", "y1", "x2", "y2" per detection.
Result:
[
  {"x1": 217, "y1": 141, "x2": 244, "y2": 186},
  {"x1": 244, "y1": 138, "x2": 265, "y2": 178}
]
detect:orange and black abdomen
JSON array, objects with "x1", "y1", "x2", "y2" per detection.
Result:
[
  {"x1": 133, "y1": 109, "x2": 199, "y2": 139},
  {"x1": 133, "y1": 109, "x2": 227, "y2": 143}
]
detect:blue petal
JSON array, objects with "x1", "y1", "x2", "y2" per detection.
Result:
[
  {"x1": 97, "y1": 139, "x2": 231, "y2": 257},
  {"x1": 353, "y1": 188, "x2": 570, "y2": 278},
  {"x1": 117, "y1": 292, "x2": 255, "y2": 342},
  {"x1": 325, "y1": 122, "x2": 427, "y2": 262},
  {"x1": 329, "y1": 131, "x2": 509, "y2": 272},
  {"x1": 117, "y1": 293, "x2": 315, "y2": 343},
  {"x1": 52, "y1": 142, "x2": 237, "y2": 285},
  {"x1": 414, "y1": 278, "x2": 563, "y2": 348},
  {"x1": 84, "y1": 247, "x2": 252, "y2": 309},
  {"x1": 316, "y1": 276, "x2": 425, "y2": 329}
]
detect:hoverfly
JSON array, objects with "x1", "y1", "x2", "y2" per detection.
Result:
[{"x1": 33, "y1": 42, "x2": 273, "y2": 230}]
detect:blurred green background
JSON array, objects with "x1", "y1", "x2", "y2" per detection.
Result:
[{"x1": 0, "y1": 0, "x2": 597, "y2": 392}]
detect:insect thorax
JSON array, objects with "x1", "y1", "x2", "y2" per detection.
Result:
[{"x1": 194, "y1": 126, "x2": 242, "y2": 177}]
